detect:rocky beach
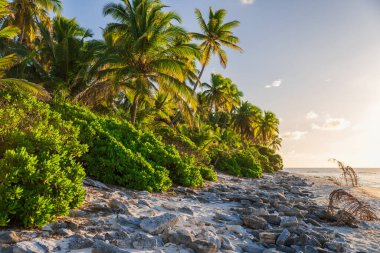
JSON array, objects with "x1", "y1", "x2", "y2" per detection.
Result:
[{"x1": 0, "y1": 172, "x2": 379, "y2": 253}]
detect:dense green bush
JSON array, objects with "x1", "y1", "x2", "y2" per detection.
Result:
[
  {"x1": 216, "y1": 149, "x2": 263, "y2": 178},
  {"x1": 52, "y1": 103, "x2": 217, "y2": 191},
  {"x1": 200, "y1": 165, "x2": 218, "y2": 181},
  {"x1": 156, "y1": 127, "x2": 198, "y2": 152},
  {"x1": 257, "y1": 146, "x2": 284, "y2": 172},
  {"x1": 0, "y1": 91, "x2": 87, "y2": 228}
]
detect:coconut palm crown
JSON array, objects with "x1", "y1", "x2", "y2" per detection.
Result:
[{"x1": 190, "y1": 7, "x2": 242, "y2": 91}]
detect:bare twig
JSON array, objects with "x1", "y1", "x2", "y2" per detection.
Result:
[{"x1": 329, "y1": 158, "x2": 359, "y2": 187}]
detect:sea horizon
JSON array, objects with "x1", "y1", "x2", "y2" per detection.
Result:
[{"x1": 284, "y1": 167, "x2": 380, "y2": 190}]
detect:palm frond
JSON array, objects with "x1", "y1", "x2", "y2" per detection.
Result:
[
  {"x1": 0, "y1": 78, "x2": 51, "y2": 101},
  {"x1": 0, "y1": 26, "x2": 20, "y2": 39},
  {"x1": 328, "y1": 189, "x2": 378, "y2": 221}
]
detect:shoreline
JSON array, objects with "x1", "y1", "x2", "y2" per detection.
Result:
[
  {"x1": 0, "y1": 171, "x2": 379, "y2": 253},
  {"x1": 288, "y1": 171, "x2": 380, "y2": 216}
]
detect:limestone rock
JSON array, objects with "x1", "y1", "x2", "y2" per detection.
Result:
[
  {"x1": 276, "y1": 229, "x2": 290, "y2": 246},
  {"x1": 0, "y1": 231, "x2": 19, "y2": 244},
  {"x1": 165, "y1": 229, "x2": 194, "y2": 245},
  {"x1": 109, "y1": 199, "x2": 131, "y2": 215},
  {"x1": 189, "y1": 240, "x2": 217, "y2": 253},
  {"x1": 68, "y1": 235, "x2": 94, "y2": 250},
  {"x1": 281, "y1": 216, "x2": 298, "y2": 227},
  {"x1": 140, "y1": 213, "x2": 180, "y2": 235},
  {"x1": 261, "y1": 214, "x2": 281, "y2": 225},
  {"x1": 131, "y1": 232, "x2": 163, "y2": 250},
  {"x1": 221, "y1": 236, "x2": 235, "y2": 251},
  {"x1": 92, "y1": 240, "x2": 131, "y2": 253},
  {"x1": 226, "y1": 225, "x2": 247, "y2": 234},
  {"x1": 259, "y1": 232, "x2": 279, "y2": 244},
  {"x1": 242, "y1": 215, "x2": 267, "y2": 229}
]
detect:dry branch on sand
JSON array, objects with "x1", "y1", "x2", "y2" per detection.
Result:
[
  {"x1": 329, "y1": 158, "x2": 359, "y2": 187},
  {"x1": 328, "y1": 189, "x2": 378, "y2": 223}
]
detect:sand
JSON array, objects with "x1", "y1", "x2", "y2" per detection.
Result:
[{"x1": 293, "y1": 173, "x2": 380, "y2": 253}]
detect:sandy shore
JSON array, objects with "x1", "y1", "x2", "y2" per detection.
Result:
[
  {"x1": 292, "y1": 173, "x2": 380, "y2": 253},
  {"x1": 0, "y1": 172, "x2": 379, "y2": 253}
]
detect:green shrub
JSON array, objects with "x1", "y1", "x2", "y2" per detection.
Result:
[
  {"x1": 52, "y1": 103, "x2": 214, "y2": 190},
  {"x1": 0, "y1": 91, "x2": 86, "y2": 228},
  {"x1": 156, "y1": 127, "x2": 198, "y2": 152},
  {"x1": 200, "y1": 166, "x2": 218, "y2": 181},
  {"x1": 216, "y1": 149, "x2": 263, "y2": 178},
  {"x1": 257, "y1": 146, "x2": 284, "y2": 172}
]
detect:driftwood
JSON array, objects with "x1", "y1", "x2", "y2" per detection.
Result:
[
  {"x1": 328, "y1": 189, "x2": 378, "y2": 222},
  {"x1": 329, "y1": 158, "x2": 359, "y2": 187}
]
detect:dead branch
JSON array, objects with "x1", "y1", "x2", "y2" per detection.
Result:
[
  {"x1": 328, "y1": 158, "x2": 359, "y2": 187},
  {"x1": 328, "y1": 189, "x2": 378, "y2": 222}
]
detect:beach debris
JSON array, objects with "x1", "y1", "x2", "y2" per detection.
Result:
[
  {"x1": 328, "y1": 158, "x2": 359, "y2": 187},
  {"x1": 327, "y1": 189, "x2": 378, "y2": 223}
]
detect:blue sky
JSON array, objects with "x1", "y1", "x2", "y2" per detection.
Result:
[{"x1": 62, "y1": 0, "x2": 380, "y2": 167}]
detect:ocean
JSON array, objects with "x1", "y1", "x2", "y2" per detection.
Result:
[{"x1": 284, "y1": 168, "x2": 380, "y2": 189}]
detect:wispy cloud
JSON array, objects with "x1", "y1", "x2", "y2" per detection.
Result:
[
  {"x1": 265, "y1": 79, "x2": 282, "y2": 88},
  {"x1": 306, "y1": 111, "x2": 319, "y2": 120},
  {"x1": 240, "y1": 0, "x2": 256, "y2": 4},
  {"x1": 312, "y1": 117, "x2": 350, "y2": 131},
  {"x1": 281, "y1": 131, "x2": 308, "y2": 140}
]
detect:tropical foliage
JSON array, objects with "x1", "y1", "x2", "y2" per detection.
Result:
[
  {"x1": 190, "y1": 7, "x2": 242, "y2": 91},
  {"x1": 0, "y1": 0, "x2": 50, "y2": 100},
  {"x1": 0, "y1": 90, "x2": 86, "y2": 227},
  {"x1": 1, "y1": 0, "x2": 283, "y2": 228}
]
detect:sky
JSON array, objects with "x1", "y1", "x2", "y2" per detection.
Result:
[{"x1": 61, "y1": 0, "x2": 380, "y2": 168}]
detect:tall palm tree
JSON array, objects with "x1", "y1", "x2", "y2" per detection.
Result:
[
  {"x1": 256, "y1": 111, "x2": 279, "y2": 145},
  {"x1": 232, "y1": 101, "x2": 262, "y2": 143},
  {"x1": 0, "y1": 0, "x2": 50, "y2": 100},
  {"x1": 190, "y1": 7, "x2": 242, "y2": 91},
  {"x1": 5, "y1": 0, "x2": 62, "y2": 46},
  {"x1": 37, "y1": 16, "x2": 95, "y2": 94},
  {"x1": 96, "y1": 0, "x2": 198, "y2": 125}
]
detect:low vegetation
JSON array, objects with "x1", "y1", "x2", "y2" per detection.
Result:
[{"x1": 0, "y1": 91, "x2": 86, "y2": 227}]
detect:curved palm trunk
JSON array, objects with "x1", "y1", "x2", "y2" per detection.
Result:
[
  {"x1": 170, "y1": 109, "x2": 181, "y2": 127},
  {"x1": 130, "y1": 94, "x2": 139, "y2": 126},
  {"x1": 193, "y1": 63, "x2": 206, "y2": 92}
]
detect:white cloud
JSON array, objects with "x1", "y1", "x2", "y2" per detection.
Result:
[
  {"x1": 281, "y1": 131, "x2": 308, "y2": 140},
  {"x1": 306, "y1": 111, "x2": 319, "y2": 120},
  {"x1": 240, "y1": 0, "x2": 256, "y2": 4},
  {"x1": 265, "y1": 79, "x2": 282, "y2": 88},
  {"x1": 312, "y1": 117, "x2": 350, "y2": 131}
]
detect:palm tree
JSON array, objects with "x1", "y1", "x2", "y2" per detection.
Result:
[
  {"x1": 202, "y1": 73, "x2": 242, "y2": 113},
  {"x1": 269, "y1": 136, "x2": 282, "y2": 151},
  {"x1": 190, "y1": 7, "x2": 242, "y2": 91},
  {"x1": 202, "y1": 74, "x2": 229, "y2": 112},
  {"x1": 232, "y1": 101, "x2": 262, "y2": 143},
  {"x1": 256, "y1": 111, "x2": 279, "y2": 145},
  {"x1": 94, "y1": 0, "x2": 198, "y2": 125},
  {"x1": 5, "y1": 0, "x2": 62, "y2": 46},
  {"x1": 0, "y1": 0, "x2": 50, "y2": 100},
  {"x1": 37, "y1": 16, "x2": 95, "y2": 94},
  {"x1": 224, "y1": 79, "x2": 243, "y2": 112}
]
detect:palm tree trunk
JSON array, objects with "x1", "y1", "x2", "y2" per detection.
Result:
[
  {"x1": 130, "y1": 94, "x2": 139, "y2": 125},
  {"x1": 170, "y1": 109, "x2": 181, "y2": 127},
  {"x1": 193, "y1": 63, "x2": 206, "y2": 92}
]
